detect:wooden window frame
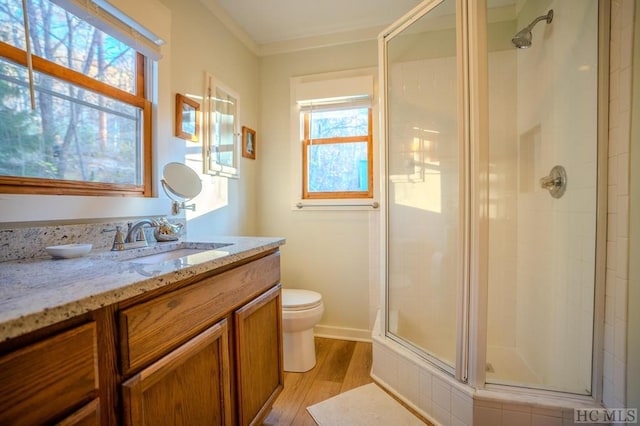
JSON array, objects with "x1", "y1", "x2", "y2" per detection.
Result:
[
  {"x1": 302, "y1": 107, "x2": 373, "y2": 199},
  {"x1": 0, "y1": 40, "x2": 152, "y2": 197}
]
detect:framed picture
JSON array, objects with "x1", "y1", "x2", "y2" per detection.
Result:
[
  {"x1": 175, "y1": 93, "x2": 200, "y2": 142},
  {"x1": 242, "y1": 126, "x2": 256, "y2": 160}
]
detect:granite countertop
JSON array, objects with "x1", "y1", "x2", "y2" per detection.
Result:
[{"x1": 0, "y1": 236, "x2": 285, "y2": 342}]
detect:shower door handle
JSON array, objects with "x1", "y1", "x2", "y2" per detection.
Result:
[{"x1": 540, "y1": 165, "x2": 567, "y2": 198}]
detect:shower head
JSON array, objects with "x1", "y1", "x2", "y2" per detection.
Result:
[{"x1": 512, "y1": 9, "x2": 553, "y2": 49}]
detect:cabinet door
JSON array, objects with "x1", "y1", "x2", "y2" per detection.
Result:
[
  {"x1": 234, "y1": 284, "x2": 283, "y2": 426},
  {"x1": 122, "y1": 319, "x2": 232, "y2": 426},
  {"x1": 0, "y1": 322, "x2": 98, "y2": 425}
]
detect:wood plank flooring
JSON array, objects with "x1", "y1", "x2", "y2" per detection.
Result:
[{"x1": 262, "y1": 337, "x2": 373, "y2": 426}]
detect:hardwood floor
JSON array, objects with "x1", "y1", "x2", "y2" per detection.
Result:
[{"x1": 262, "y1": 337, "x2": 374, "y2": 426}]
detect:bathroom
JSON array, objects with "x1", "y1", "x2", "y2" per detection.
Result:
[{"x1": 0, "y1": 0, "x2": 639, "y2": 425}]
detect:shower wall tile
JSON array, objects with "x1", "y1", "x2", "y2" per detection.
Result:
[
  {"x1": 605, "y1": 295, "x2": 614, "y2": 325},
  {"x1": 618, "y1": 195, "x2": 629, "y2": 237},
  {"x1": 531, "y1": 414, "x2": 562, "y2": 426},
  {"x1": 604, "y1": 323, "x2": 615, "y2": 354},
  {"x1": 603, "y1": 350, "x2": 614, "y2": 382},
  {"x1": 372, "y1": 338, "x2": 399, "y2": 390},
  {"x1": 451, "y1": 389, "x2": 473, "y2": 425},
  {"x1": 608, "y1": 155, "x2": 618, "y2": 186},
  {"x1": 452, "y1": 417, "x2": 468, "y2": 426},
  {"x1": 616, "y1": 237, "x2": 629, "y2": 279},
  {"x1": 615, "y1": 277, "x2": 628, "y2": 321},
  {"x1": 607, "y1": 213, "x2": 617, "y2": 243},
  {"x1": 614, "y1": 358, "x2": 626, "y2": 402},
  {"x1": 606, "y1": 241, "x2": 616, "y2": 269},
  {"x1": 604, "y1": 36, "x2": 632, "y2": 393},
  {"x1": 431, "y1": 403, "x2": 451, "y2": 426},
  {"x1": 432, "y1": 376, "x2": 452, "y2": 413},
  {"x1": 474, "y1": 406, "x2": 502, "y2": 426},
  {"x1": 618, "y1": 153, "x2": 630, "y2": 197},
  {"x1": 418, "y1": 370, "x2": 433, "y2": 416},
  {"x1": 606, "y1": 269, "x2": 616, "y2": 296},
  {"x1": 614, "y1": 318, "x2": 626, "y2": 361},
  {"x1": 608, "y1": 184, "x2": 617, "y2": 213},
  {"x1": 397, "y1": 355, "x2": 421, "y2": 405}
]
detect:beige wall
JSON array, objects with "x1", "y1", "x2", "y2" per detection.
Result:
[
  {"x1": 258, "y1": 41, "x2": 379, "y2": 338},
  {"x1": 0, "y1": 0, "x2": 260, "y2": 236},
  {"x1": 160, "y1": 0, "x2": 260, "y2": 237}
]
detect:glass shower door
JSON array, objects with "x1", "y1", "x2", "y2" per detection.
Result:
[{"x1": 384, "y1": 0, "x2": 462, "y2": 372}]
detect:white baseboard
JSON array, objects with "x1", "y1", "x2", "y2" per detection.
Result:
[{"x1": 313, "y1": 324, "x2": 372, "y2": 342}]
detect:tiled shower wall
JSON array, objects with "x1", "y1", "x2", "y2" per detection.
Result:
[{"x1": 603, "y1": 0, "x2": 634, "y2": 411}]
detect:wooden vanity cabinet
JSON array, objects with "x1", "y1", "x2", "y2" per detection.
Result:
[
  {"x1": 0, "y1": 249, "x2": 282, "y2": 426},
  {"x1": 118, "y1": 251, "x2": 283, "y2": 426}
]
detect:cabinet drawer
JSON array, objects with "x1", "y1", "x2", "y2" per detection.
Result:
[
  {"x1": 0, "y1": 322, "x2": 99, "y2": 425},
  {"x1": 57, "y1": 399, "x2": 100, "y2": 426},
  {"x1": 120, "y1": 252, "x2": 281, "y2": 373}
]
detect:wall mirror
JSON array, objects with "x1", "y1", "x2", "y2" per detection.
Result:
[
  {"x1": 161, "y1": 162, "x2": 202, "y2": 215},
  {"x1": 203, "y1": 73, "x2": 240, "y2": 178}
]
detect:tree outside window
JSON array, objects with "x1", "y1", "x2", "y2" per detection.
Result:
[
  {"x1": 301, "y1": 106, "x2": 373, "y2": 199},
  {"x1": 0, "y1": 0, "x2": 151, "y2": 196}
]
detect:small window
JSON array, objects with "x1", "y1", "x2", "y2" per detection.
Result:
[
  {"x1": 301, "y1": 106, "x2": 373, "y2": 199},
  {"x1": 0, "y1": 0, "x2": 155, "y2": 196}
]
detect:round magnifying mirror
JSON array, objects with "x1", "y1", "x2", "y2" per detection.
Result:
[{"x1": 161, "y1": 162, "x2": 202, "y2": 215}]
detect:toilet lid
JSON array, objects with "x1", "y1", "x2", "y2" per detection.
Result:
[{"x1": 282, "y1": 289, "x2": 322, "y2": 311}]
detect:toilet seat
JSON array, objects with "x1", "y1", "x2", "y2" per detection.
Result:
[{"x1": 282, "y1": 289, "x2": 322, "y2": 311}]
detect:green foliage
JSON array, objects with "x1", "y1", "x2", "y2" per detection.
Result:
[
  {"x1": 0, "y1": 0, "x2": 142, "y2": 185},
  {"x1": 0, "y1": 67, "x2": 41, "y2": 176}
]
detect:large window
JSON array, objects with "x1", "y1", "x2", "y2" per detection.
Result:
[
  {"x1": 301, "y1": 105, "x2": 373, "y2": 199},
  {"x1": 0, "y1": 0, "x2": 153, "y2": 196}
]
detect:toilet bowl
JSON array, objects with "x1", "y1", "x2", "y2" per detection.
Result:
[{"x1": 282, "y1": 289, "x2": 324, "y2": 372}]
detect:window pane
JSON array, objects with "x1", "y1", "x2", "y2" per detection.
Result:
[
  {"x1": 0, "y1": 0, "x2": 26, "y2": 48},
  {"x1": 0, "y1": 0, "x2": 137, "y2": 94},
  {"x1": 309, "y1": 107, "x2": 369, "y2": 139},
  {"x1": 0, "y1": 58, "x2": 143, "y2": 184},
  {"x1": 212, "y1": 86, "x2": 237, "y2": 168},
  {"x1": 307, "y1": 142, "x2": 368, "y2": 192}
]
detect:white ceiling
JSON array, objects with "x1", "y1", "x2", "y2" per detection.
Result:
[{"x1": 200, "y1": 0, "x2": 423, "y2": 55}]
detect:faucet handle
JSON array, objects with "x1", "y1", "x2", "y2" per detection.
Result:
[
  {"x1": 111, "y1": 226, "x2": 125, "y2": 251},
  {"x1": 134, "y1": 227, "x2": 147, "y2": 242}
]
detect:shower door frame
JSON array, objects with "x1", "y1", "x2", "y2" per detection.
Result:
[
  {"x1": 379, "y1": 0, "x2": 473, "y2": 383},
  {"x1": 379, "y1": 0, "x2": 608, "y2": 401}
]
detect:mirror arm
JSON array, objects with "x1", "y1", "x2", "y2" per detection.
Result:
[
  {"x1": 162, "y1": 177, "x2": 199, "y2": 216},
  {"x1": 171, "y1": 200, "x2": 196, "y2": 216}
]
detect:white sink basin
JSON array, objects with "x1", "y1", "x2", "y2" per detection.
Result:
[
  {"x1": 111, "y1": 242, "x2": 234, "y2": 265},
  {"x1": 129, "y1": 248, "x2": 211, "y2": 264}
]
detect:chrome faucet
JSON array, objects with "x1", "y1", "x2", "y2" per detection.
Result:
[
  {"x1": 111, "y1": 218, "x2": 159, "y2": 251},
  {"x1": 125, "y1": 218, "x2": 159, "y2": 245}
]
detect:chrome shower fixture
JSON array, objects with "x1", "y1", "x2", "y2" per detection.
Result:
[{"x1": 512, "y1": 9, "x2": 554, "y2": 49}]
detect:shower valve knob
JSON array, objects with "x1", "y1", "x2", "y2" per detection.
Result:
[{"x1": 540, "y1": 165, "x2": 567, "y2": 198}]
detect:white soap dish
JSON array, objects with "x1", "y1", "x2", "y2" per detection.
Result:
[{"x1": 45, "y1": 243, "x2": 93, "y2": 259}]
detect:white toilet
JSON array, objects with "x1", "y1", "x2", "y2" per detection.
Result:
[{"x1": 281, "y1": 288, "x2": 324, "y2": 372}]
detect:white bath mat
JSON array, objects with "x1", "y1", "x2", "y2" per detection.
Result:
[{"x1": 307, "y1": 383, "x2": 427, "y2": 425}]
